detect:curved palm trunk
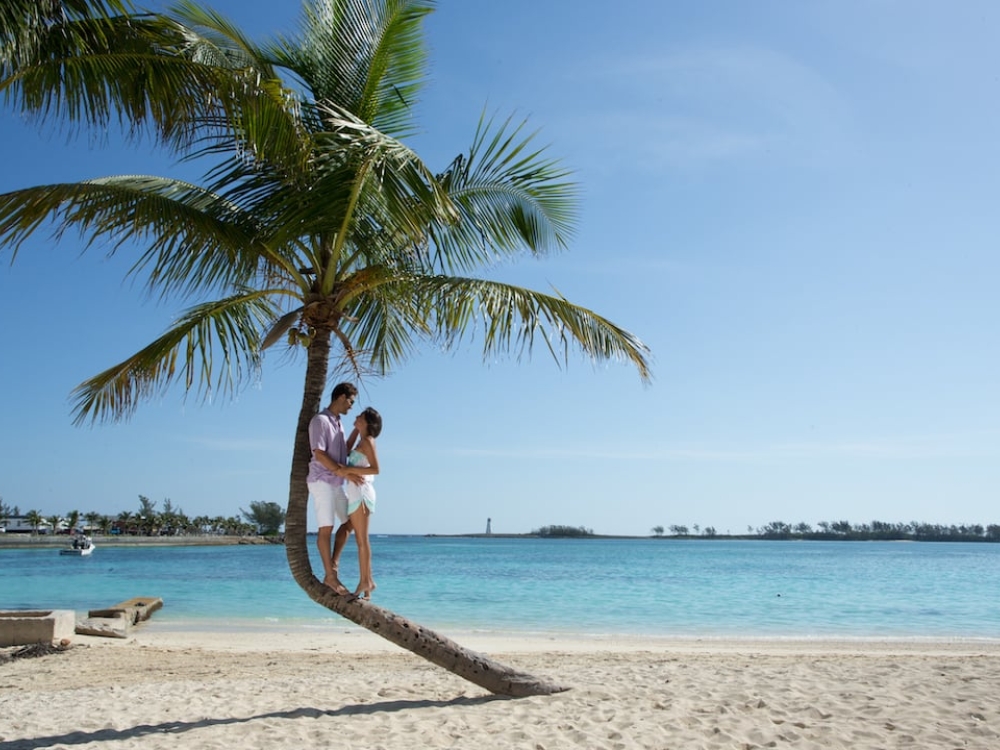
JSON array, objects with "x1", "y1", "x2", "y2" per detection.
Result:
[{"x1": 285, "y1": 332, "x2": 568, "y2": 697}]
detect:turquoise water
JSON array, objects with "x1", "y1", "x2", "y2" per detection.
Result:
[{"x1": 2, "y1": 537, "x2": 999, "y2": 640}]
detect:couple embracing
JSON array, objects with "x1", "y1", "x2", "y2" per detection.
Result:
[{"x1": 306, "y1": 382, "x2": 381, "y2": 600}]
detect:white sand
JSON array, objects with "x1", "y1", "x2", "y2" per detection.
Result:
[{"x1": 3, "y1": 627, "x2": 1000, "y2": 749}]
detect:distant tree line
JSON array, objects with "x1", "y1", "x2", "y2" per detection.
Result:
[
  {"x1": 753, "y1": 520, "x2": 1000, "y2": 542},
  {"x1": 0, "y1": 494, "x2": 284, "y2": 537},
  {"x1": 651, "y1": 520, "x2": 1000, "y2": 542},
  {"x1": 533, "y1": 525, "x2": 595, "y2": 538}
]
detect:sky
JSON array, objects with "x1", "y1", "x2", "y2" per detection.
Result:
[{"x1": 2, "y1": 0, "x2": 1000, "y2": 536}]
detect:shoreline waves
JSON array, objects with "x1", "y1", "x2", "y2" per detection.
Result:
[{"x1": 110, "y1": 620, "x2": 1000, "y2": 654}]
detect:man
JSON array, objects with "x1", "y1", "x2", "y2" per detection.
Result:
[{"x1": 307, "y1": 382, "x2": 358, "y2": 594}]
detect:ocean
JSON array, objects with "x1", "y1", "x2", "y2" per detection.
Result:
[{"x1": 3, "y1": 537, "x2": 999, "y2": 641}]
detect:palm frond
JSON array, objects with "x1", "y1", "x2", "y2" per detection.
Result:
[
  {"x1": 327, "y1": 264, "x2": 428, "y2": 373},
  {"x1": 70, "y1": 289, "x2": 282, "y2": 424},
  {"x1": 262, "y1": 306, "x2": 305, "y2": 350},
  {"x1": 342, "y1": 287, "x2": 426, "y2": 374},
  {"x1": 414, "y1": 276, "x2": 652, "y2": 382},
  {"x1": 1, "y1": 1, "x2": 133, "y2": 66},
  {"x1": 0, "y1": 176, "x2": 284, "y2": 298},
  {"x1": 269, "y1": 0, "x2": 433, "y2": 137},
  {"x1": 167, "y1": 0, "x2": 271, "y2": 71},
  {"x1": 165, "y1": 2, "x2": 314, "y2": 176},
  {"x1": 183, "y1": 101, "x2": 451, "y2": 279},
  {"x1": 3, "y1": 11, "x2": 220, "y2": 146},
  {"x1": 430, "y1": 112, "x2": 579, "y2": 274},
  {"x1": 3, "y1": 2, "x2": 311, "y2": 165},
  {"x1": 283, "y1": 104, "x2": 455, "y2": 271}
]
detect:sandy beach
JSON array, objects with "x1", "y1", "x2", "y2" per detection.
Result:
[{"x1": 2, "y1": 628, "x2": 999, "y2": 749}]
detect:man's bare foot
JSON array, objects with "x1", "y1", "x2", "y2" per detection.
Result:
[{"x1": 323, "y1": 574, "x2": 350, "y2": 596}]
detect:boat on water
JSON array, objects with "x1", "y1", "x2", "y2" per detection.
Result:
[{"x1": 60, "y1": 536, "x2": 95, "y2": 556}]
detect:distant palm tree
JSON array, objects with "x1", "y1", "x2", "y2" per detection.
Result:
[
  {"x1": 84, "y1": 511, "x2": 102, "y2": 533},
  {"x1": 1, "y1": 0, "x2": 649, "y2": 695},
  {"x1": 25, "y1": 510, "x2": 43, "y2": 536},
  {"x1": 116, "y1": 510, "x2": 134, "y2": 535}
]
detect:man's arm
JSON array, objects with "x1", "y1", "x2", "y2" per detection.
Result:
[
  {"x1": 312, "y1": 448, "x2": 344, "y2": 475},
  {"x1": 313, "y1": 448, "x2": 364, "y2": 485}
]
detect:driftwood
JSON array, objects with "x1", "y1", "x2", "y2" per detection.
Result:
[{"x1": 0, "y1": 641, "x2": 71, "y2": 664}]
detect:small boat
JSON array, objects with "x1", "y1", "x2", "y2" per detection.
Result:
[{"x1": 60, "y1": 536, "x2": 95, "y2": 556}]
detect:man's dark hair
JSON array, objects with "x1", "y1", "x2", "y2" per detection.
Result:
[{"x1": 331, "y1": 382, "x2": 358, "y2": 401}]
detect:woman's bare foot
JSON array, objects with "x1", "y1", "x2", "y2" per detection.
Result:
[{"x1": 355, "y1": 580, "x2": 377, "y2": 599}]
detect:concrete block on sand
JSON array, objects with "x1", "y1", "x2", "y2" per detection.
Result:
[
  {"x1": 75, "y1": 612, "x2": 131, "y2": 639},
  {"x1": 0, "y1": 610, "x2": 76, "y2": 647},
  {"x1": 76, "y1": 597, "x2": 164, "y2": 638},
  {"x1": 89, "y1": 597, "x2": 163, "y2": 625}
]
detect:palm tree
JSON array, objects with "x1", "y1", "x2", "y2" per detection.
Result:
[
  {"x1": 1, "y1": 0, "x2": 650, "y2": 695},
  {"x1": 116, "y1": 510, "x2": 134, "y2": 535},
  {"x1": 25, "y1": 509, "x2": 43, "y2": 536},
  {"x1": 136, "y1": 495, "x2": 159, "y2": 535},
  {"x1": 160, "y1": 498, "x2": 182, "y2": 535}
]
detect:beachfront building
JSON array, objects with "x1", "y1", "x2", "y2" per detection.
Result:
[{"x1": 0, "y1": 516, "x2": 58, "y2": 534}]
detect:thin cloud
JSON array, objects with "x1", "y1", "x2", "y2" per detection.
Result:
[{"x1": 559, "y1": 43, "x2": 855, "y2": 171}]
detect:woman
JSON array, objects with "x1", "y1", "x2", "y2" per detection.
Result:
[{"x1": 343, "y1": 407, "x2": 382, "y2": 599}]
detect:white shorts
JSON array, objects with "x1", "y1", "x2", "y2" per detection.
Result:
[{"x1": 309, "y1": 481, "x2": 348, "y2": 528}]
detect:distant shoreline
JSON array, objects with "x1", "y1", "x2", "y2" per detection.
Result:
[
  {"x1": 4, "y1": 532, "x2": 996, "y2": 550},
  {"x1": 0, "y1": 534, "x2": 279, "y2": 549}
]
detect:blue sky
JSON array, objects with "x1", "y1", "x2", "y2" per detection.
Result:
[{"x1": 2, "y1": 0, "x2": 999, "y2": 536}]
